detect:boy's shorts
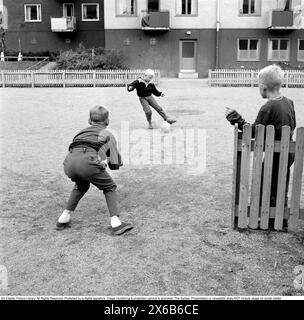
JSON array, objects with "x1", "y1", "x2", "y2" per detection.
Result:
[{"x1": 63, "y1": 147, "x2": 117, "y2": 192}]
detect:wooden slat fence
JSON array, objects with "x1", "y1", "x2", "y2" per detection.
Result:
[
  {"x1": 0, "y1": 69, "x2": 160, "y2": 88},
  {"x1": 209, "y1": 69, "x2": 304, "y2": 88},
  {"x1": 232, "y1": 124, "x2": 304, "y2": 232}
]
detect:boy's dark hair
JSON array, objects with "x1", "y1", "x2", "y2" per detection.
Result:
[{"x1": 89, "y1": 105, "x2": 109, "y2": 123}]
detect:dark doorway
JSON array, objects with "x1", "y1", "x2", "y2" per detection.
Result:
[{"x1": 148, "y1": 0, "x2": 159, "y2": 12}]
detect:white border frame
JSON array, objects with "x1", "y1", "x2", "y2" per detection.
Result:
[
  {"x1": 24, "y1": 4, "x2": 42, "y2": 23},
  {"x1": 237, "y1": 38, "x2": 260, "y2": 61},
  {"x1": 81, "y1": 3, "x2": 99, "y2": 21}
]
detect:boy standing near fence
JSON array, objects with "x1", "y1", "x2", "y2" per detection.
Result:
[
  {"x1": 225, "y1": 65, "x2": 296, "y2": 227},
  {"x1": 56, "y1": 105, "x2": 133, "y2": 236},
  {"x1": 127, "y1": 69, "x2": 176, "y2": 129}
]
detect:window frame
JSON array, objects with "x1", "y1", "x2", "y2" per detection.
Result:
[
  {"x1": 268, "y1": 38, "x2": 290, "y2": 62},
  {"x1": 237, "y1": 38, "x2": 261, "y2": 61},
  {"x1": 176, "y1": 0, "x2": 198, "y2": 17},
  {"x1": 297, "y1": 39, "x2": 304, "y2": 62},
  {"x1": 63, "y1": 3, "x2": 75, "y2": 18},
  {"x1": 81, "y1": 3, "x2": 100, "y2": 21},
  {"x1": 116, "y1": 0, "x2": 138, "y2": 17},
  {"x1": 24, "y1": 4, "x2": 42, "y2": 23},
  {"x1": 239, "y1": 0, "x2": 261, "y2": 17}
]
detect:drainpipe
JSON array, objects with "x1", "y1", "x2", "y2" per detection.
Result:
[{"x1": 215, "y1": 0, "x2": 220, "y2": 69}]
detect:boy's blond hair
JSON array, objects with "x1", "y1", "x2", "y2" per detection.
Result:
[
  {"x1": 258, "y1": 65, "x2": 285, "y2": 91},
  {"x1": 145, "y1": 69, "x2": 155, "y2": 77},
  {"x1": 89, "y1": 105, "x2": 109, "y2": 123}
]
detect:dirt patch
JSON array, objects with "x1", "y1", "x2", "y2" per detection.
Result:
[{"x1": 1, "y1": 85, "x2": 304, "y2": 296}]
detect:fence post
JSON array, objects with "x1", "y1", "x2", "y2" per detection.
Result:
[
  {"x1": 251, "y1": 70, "x2": 254, "y2": 87},
  {"x1": 62, "y1": 71, "x2": 66, "y2": 88},
  {"x1": 286, "y1": 70, "x2": 289, "y2": 88},
  {"x1": 124, "y1": 70, "x2": 128, "y2": 86},
  {"x1": 93, "y1": 70, "x2": 96, "y2": 87},
  {"x1": 31, "y1": 71, "x2": 35, "y2": 88},
  {"x1": 1, "y1": 71, "x2": 5, "y2": 88},
  {"x1": 208, "y1": 69, "x2": 211, "y2": 86}
]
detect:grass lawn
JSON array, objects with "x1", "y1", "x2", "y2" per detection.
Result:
[{"x1": 1, "y1": 80, "x2": 304, "y2": 296}]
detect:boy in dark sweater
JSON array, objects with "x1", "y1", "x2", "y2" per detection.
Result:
[
  {"x1": 56, "y1": 105, "x2": 133, "y2": 236},
  {"x1": 225, "y1": 65, "x2": 296, "y2": 212},
  {"x1": 127, "y1": 69, "x2": 176, "y2": 129}
]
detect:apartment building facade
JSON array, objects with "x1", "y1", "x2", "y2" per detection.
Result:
[
  {"x1": 104, "y1": 0, "x2": 304, "y2": 77},
  {"x1": 0, "y1": 0, "x2": 105, "y2": 53},
  {"x1": 1, "y1": 0, "x2": 304, "y2": 77}
]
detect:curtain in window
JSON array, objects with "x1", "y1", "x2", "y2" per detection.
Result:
[
  {"x1": 26, "y1": 5, "x2": 39, "y2": 20},
  {"x1": 191, "y1": 0, "x2": 197, "y2": 14},
  {"x1": 117, "y1": 0, "x2": 135, "y2": 15}
]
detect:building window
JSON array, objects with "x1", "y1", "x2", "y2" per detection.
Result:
[
  {"x1": 239, "y1": 0, "x2": 261, "y2": 16},
  {"x1": 24, "y1": 4, "x2": 42, "y2": 22},
  {"x1": 82, "y1": 3, "x2": 99, "y2": 21},
  {"x1": 238, "y1": 39, "x2": 260, "y2": 61},
  {"x1": 116, "y1": 0, "x2": 137, "y2": 16},
  {"x1": 63, "y1": 3, "x2": 74, "y2": 17},
  {"x1": 298, "y1": 39, "x2": 304, "y2": 62},
  {"x1": 176, "y1": 0, "x2": 198, "y2": 15},
  {"x1": 268, "y1": 39, "x2": 290, "y2": 61}
]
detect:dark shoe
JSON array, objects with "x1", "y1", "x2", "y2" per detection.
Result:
[
  {"x1": 112, "y1": 222, "x2": 133, "y2": 236},
  {"x1": 55, "y1": 221, "x2": 70, "y2": 231},
  {"x1": 166, "y1": 118, "x2": 176, "y2": 125}
]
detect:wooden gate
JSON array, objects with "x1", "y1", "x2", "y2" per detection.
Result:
[{"x1": 232, "y1": 124, "x2": 304, "y2": 231}]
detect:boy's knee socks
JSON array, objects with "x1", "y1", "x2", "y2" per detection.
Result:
[
  {"x1": 104, "y1": 189, "x2": 119, "y2": 217},
  {"x1": 145, "y1": 112, "x2": 152, "y2": 123}
]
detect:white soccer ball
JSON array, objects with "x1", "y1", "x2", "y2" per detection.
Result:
[{"x1": 161, "y1": 122, "x2": 171, "y2": 133}]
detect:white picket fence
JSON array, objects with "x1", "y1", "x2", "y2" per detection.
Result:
[
  {"x1": 0, "y1": 69, "x2": 160, "y2": 87},
  {"x1": 209, "y1": 69, "x2": 304, "y2": 88}
]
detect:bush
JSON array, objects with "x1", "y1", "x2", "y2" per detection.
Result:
[
  {"x1": 276, "y1": 61, "x2": 304, "y2": 71},
  {"x1": 55, "y1": 44, "x2": 127, "y2": 70}
]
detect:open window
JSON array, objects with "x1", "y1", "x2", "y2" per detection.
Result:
[{"x1": 24, "y1": 4, "x2": 42, "y2": 22}]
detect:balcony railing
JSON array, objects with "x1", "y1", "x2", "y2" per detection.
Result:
[
  {"x1": 51, "y1": 17, "x2": 76, "y2": 32},
  {"x1": 141, "y1": 10, "x2": 170, "y2": 31},
  {"x1": 268, "y1": 10, "x2": 298, "y2": 30}
]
